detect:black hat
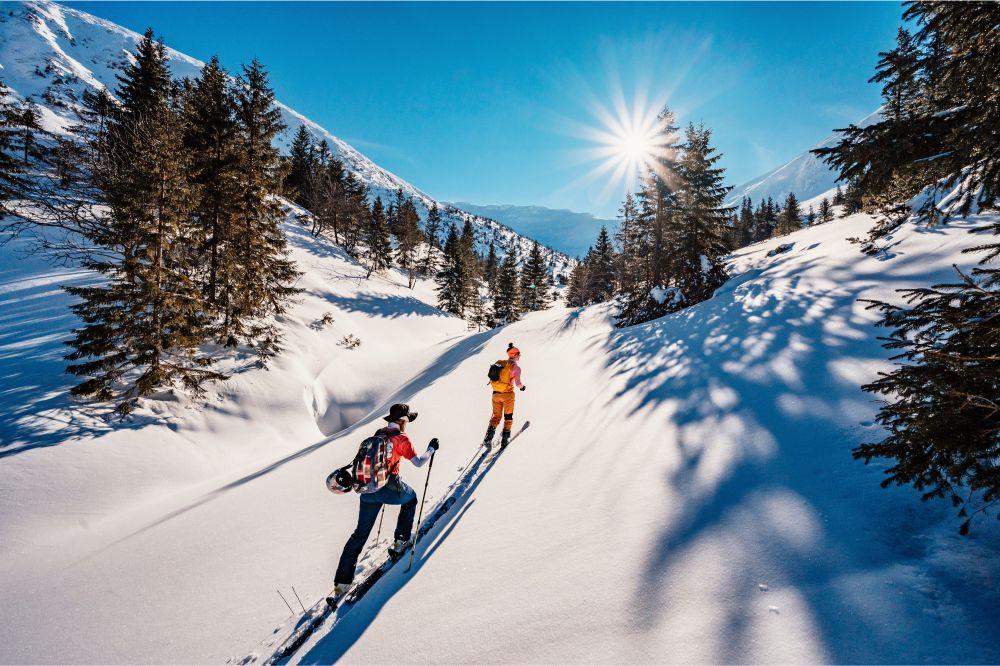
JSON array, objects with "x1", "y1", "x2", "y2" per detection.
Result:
[{"x1": 384, "y1": 403, "x2": 418, "y2": 423}]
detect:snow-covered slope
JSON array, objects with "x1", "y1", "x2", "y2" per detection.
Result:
[
  {"x1": 0, "y1": 0, "x2": 573, "y2": 275},
  {"x1": 450, "y1": 202, "x2": 616, "y2": 259},
  {"x1": 727, "y1": 110, "x2": 882, "y2": 206},
  {"x1": 273, "y1": 212, "x2": 1000, "y2": 666},
  {"x1": 4, "y1": 203, "x2": 998, "y2": 663}
]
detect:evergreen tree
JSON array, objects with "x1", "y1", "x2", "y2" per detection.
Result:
[
  {"x1": 734, "y1": 196, "x2": 755, "y2": 247},
  {"x1": 364, "y1": 196, "x2": 393, "y2": 278},
  {"x1": 566, "y1": 251, "x2": 592, "y2": 308},
  {"x1": 184, "y1": 55, "x2": 239, "y2": 309},
  {"x1": 64, "y1": 30, "x2": 221, "y2": 415},
  {"x1": 230, "y1": 57, "x2": 300, "y2": 355},
  {"x1": 833, "y1": 185, "x2": 844, "y2": 206},
  {"x1": 520, "y1": 240, "x2": 552, "y2": 311},
  {"x1": 616, "y1": 106, "x2": 682, "y2": 327},
  {"x1": 284, "y1": 124, "x2": 314, "y2": 205},
  {"x1": 806, "y1": 205, "x2": 816, "y2": 226},
  {"x1": 0, "y1": 79, "x2": 31, "y2": 214},
  {"x1": 421, "y1": 202, "x2": 443, "y2": 276},
  {"x1": 814, "y1": 3, "x2": 1000, "y2": 223},
  {"x1": 670, "y1": 123, "x2": 731, "y2": 305},
  {"x1": 856, "y1": 246, "x2": 1000, "y2": 533},
  {"x1": 492, "y1": 240, "x2": 521, "y2": 325},
  {"x1": 818, "y1": 197, "x2": 834, "y2": 223},
  {"x1": 483, "y1": 240, "x2": 499, "y2": 292},
  {"x1": 774, "y1": 192, "x2": 802, "y2": 236},
  {"x1": 394, "y1": 196, "x2": 423, "y2": 288},
  {"x1": 586, "y1": 226, "x2": 616, "y2": 303}
]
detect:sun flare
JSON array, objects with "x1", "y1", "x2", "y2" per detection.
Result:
[{"x1": 571, "y1": 91, "x2": 677, "y2": 203}]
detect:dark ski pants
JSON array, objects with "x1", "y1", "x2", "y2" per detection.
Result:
[{"x1": 335, "y1": 480, "x2": 417, "y2": 585}]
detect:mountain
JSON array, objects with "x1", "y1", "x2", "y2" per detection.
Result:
[
  {"x1": 727, "y1": 110, "x2": 882, "y2": 206},
  {"x1": 0, "y1": 0, "x2": 573, "y2": 274},
  {"x1": 450, "y1": 202, "x2": 616, "y2": 259}
]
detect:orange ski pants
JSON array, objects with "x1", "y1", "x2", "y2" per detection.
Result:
[{"x1": 489, "y1": 391, "x2": 515, "y2": 431}]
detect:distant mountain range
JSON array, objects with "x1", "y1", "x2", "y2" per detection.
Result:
[{"x1": 450, "y1": 202, "x2": 615, "y2": 259}]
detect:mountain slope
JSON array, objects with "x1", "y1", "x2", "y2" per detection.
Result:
[
  {"x1": 727, "y1": 110, "x2": 881, "y2": 206},
  {"x1": 0, "y1": 0, "x2": 573, "y2": 275}
]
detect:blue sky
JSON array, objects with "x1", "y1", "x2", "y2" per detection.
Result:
[{"x1": 69, "y1": 1, "x2": 902, "y2": 219}]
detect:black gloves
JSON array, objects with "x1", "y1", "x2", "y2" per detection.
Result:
[
  {"x1": 520, "y1": 386, "x2": 526, "y2": 391},
  {"x1": 428, "y1": 438, "x2": 440, "y2": 451}
]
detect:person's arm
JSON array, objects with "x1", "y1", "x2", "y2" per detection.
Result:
[
  {"x1": 399, "y1": 434, "x2": 437, "y2": 467},
  {"x1": 512, "y1": 364, "x2": 525, "y2": 390}
]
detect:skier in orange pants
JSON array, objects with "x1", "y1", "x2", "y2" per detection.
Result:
[{"x1": 483, "y1": 343, "x2": 525, "y2": 448}]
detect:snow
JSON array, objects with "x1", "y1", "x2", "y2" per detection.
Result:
[
  {"x1": 2, "y1": 3, "x2": 1000, "y2": 664},
  {"x1": 5, "y1": 201, "x2": 999, "y2": 663}
]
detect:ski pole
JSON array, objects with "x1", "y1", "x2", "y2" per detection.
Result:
[
  {"x1": 374, "y1": 506, "x2": 385, "y2": 544},
  {"x1": 406, "y1": 448, "x2": 436, "y2": 573}
]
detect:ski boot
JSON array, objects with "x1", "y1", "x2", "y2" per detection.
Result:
[
  {"x1": 500, "y1": 428, "x2": 511, "y2": 449},
  {"x1": 388, "y1": 538, "x2": 408, "y2": 561},
  {"x1": 333, "y1": 582, "x2": 351, "y2": 597},
  {"x1": 482, "y1": 425, "x2": 496, "y2": 449}
]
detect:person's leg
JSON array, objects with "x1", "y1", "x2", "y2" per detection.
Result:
[
  {"x1": 485, "y1": 393, "x2": 502, "y2": 444},
  {"x1": 501, "y1": 392, "x2": 515, "y2": 445},
  {"x1": 391, "y1": 482, "x2": 419, "y2": 541},
  {"x1": 489, "y1": 393, "x2": 503, "y2": 428},
  {"x1": 334, "y1": 497, "x2": 382, "y2": 585}
]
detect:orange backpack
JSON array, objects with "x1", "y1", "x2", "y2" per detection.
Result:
[{"x1": 487, "y1": 359, "x2": 514, "y2": 392}]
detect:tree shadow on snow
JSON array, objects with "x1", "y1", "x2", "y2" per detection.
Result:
[
  {"x1": 322, "y1": 292, "x2": 445, "y2": 319},
  {"x1": 596, "y1": 248, "x2": 1000, "y2": 663}
]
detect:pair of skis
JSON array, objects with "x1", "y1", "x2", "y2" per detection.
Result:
[{"x1": 266, "y1": 421, "x2": 529, "y2": 664}]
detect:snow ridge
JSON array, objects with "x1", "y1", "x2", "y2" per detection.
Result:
[{"x1": 727, "y1": 110, "x2": 882, "y2": 206}]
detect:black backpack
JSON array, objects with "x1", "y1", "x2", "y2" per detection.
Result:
[{"x1": 487, "y1": 361, "x2": 504, "y2": 382}]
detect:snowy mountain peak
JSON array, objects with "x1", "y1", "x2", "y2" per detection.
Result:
[
  {"x1": 727, "y1": 109, "x2": 882, "y2": 206},
  {"x1": 0, "y1": 0, "x2": 573, "y2": 273}
]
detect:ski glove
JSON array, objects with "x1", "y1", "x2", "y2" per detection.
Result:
[
  {"x1": 520, "y1": 386, "x2": 526, "y2": 392},
  {"x1": 428, "y1": 438, "x2": 440, "y2": 451}
]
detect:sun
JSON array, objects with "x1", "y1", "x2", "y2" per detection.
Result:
[{"x1": 569, "y1": 92, "x2": 677, "y2": 203}]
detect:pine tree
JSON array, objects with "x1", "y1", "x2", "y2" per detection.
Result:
[
  {"x1": 520, "y1": 240, "x2": 552, "y2": 311},
  {"x1": 483, "y1": 240, "x2": 499, "y2": 292},
  {"x1": 284, "y1": 124, "x2": 314, "y2": 205},
  {"x1": 814, "y1": 4, "x2": 1000, "y2": 224},
  {"x1": 492, "y1": 240, "x2": 521, "y2": 325},
  {"x1": 364, "y1": 196, "x2": 393, "y2": 279},
  {"x1": 394, "y1": 196, "x2": 423, "y2": 288},
  {"x1": 670, "y1": 123, "x2": 731, "y2": 306},
  {"x1": 230, "y1": 57, "x2": 300, "y2": 355},
  {"x1": 586, "y1": 226, "x2": 615, "y2": 303},
  {"x1": 833, "y1": 185, "x2": 844, "y2": 206},
  {"x1": 64, "y1": 30, "x2": 222, "y2": 415},
  {"x1": 818, "y1": 197, "x2": 834, "y2": 223},
  {"x1": 184, "y1": 55, "x2": 239, "y2": 310},
  {"x1": 774, "y1": 192, "x2": 802, "y2": 236},
  {"x1": 806, "y1": 205, "x2": 816, "y2": 226},
  {"x1": 421, "y1": 203, "x2": 443, "y2": 276},
  {"x1": 855, "y1": 245, "x2": 1000, "y2": 533},
  {"x1": 566, "y1": 249, "x2": 592, "y2": 308},
  {"x1": 0, "y1": 79, "x2": 30, "y2": 215},
  {"x1": 734, "y1": 196, "x2": 755, "y2": 247}
]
